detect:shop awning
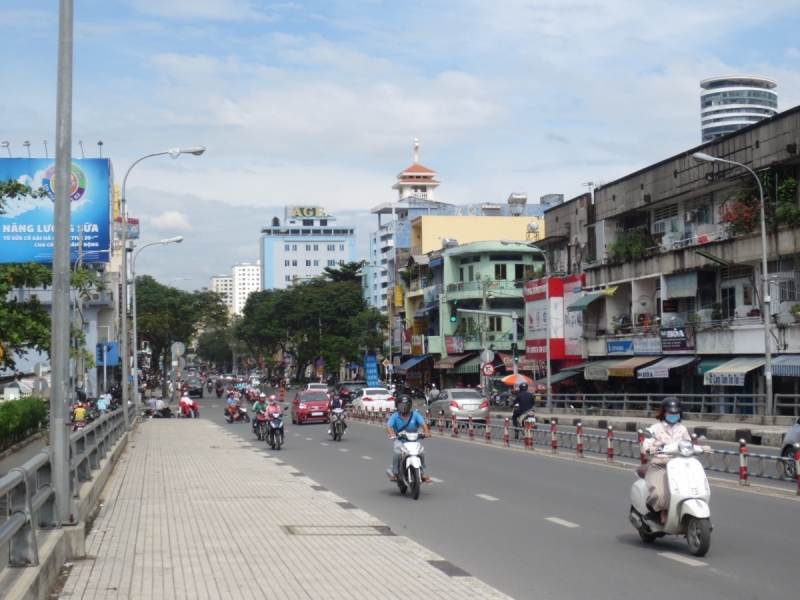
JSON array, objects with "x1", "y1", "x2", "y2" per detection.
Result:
[
  {"x1": 413, "y1": 305, "x2": 438, "y2": 319},
  {"x1": 637, "y1": 356, "x2": 697, "y2": 379},
  {"x1": 584, "y1": 359, "x2": 626, "y2": 381},
  {"x1": 396, "y1": 354, "x2": 430, "y2": 373},
  {"x1": 566, "y1": 292, "x2": 605, "y2": 312},
  {"x1": 703, "y1": 356, "x2": 765, "y2": 386},
  {"x1": 772, "y1": 355, "x2": 800, "y2": 377},
  {"x1": 608, "y1": 356, "x2": 662, "y2": 377},
  {"x1": 535, "y1": 369, "x2": 581, "y2": 386},
  {"x1": 433, "y1": 353, "x2": 473, "y2": 370},
  {"x1": 696, "y1": 358, "x2": 728, "y2": 375},
  {"x1": 452, "y1": 355, "x2": 483, "y2": 374}
]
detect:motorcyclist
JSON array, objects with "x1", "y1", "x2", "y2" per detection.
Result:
[
  {"x1": 252, "y1": 393, "x2": 268, "y2": 433},
  {"x1": 327, "y1": 394, "x2": 348, "y2": 435},
  {"x1": 511, "y1": 383, "x2": 535, "y2": 436},
  {"x1": 428, "y1": 383, "x2": 439, "y2": 403},
  {"x1": 227, "y1": 392, "x2": 240, "y2": 420},
  {"x1": 641, "y1": 397, "x2": 692, "y2": 525},
  {"x1": 180, "y1": 392, "x2": 195, "y2": 418},
  {"x1": 266, "y1": 396, "x2": 283, "y2": 438},
  {"x1": 385, "y1": 394, "x2": 431, "y2": 483},
  {"x1": 73, "y1": 403, "x2": 87, "y2": 431}
]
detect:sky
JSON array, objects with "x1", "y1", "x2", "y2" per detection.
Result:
[{"x1": 2, "y1": 0, "x2": 800, "y2": 289}]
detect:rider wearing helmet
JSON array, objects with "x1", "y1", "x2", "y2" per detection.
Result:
[
  {"x1": 641, "y1": 397, "x2": 692, "y2": 525},
  {"x1": 385, "y1": 394, "x2": 431, "y2": 483},
  {"x1": 266, "y1": 395, "x2": 282, "y2": 417},
  {"x1": 251, "y1": 393, "x2": 268, "y2": 433},
  {"x1": 511, "y1": 382, "x2": 535, "y2": 431},
  {"x1": 327, "y1": 393, "x2": 348, "y2": 435}
]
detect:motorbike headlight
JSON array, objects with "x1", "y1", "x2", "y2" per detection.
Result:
[{"x1": 678, "y1": 440, "x2": 694, "y2": 457}]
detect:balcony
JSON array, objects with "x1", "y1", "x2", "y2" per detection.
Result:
[
  {"x1": 444, "y1": 279, "x2": 525, "y2": 301},
  {"x1": 400, "y1": 192, "x2": 428, "y2": 201}
]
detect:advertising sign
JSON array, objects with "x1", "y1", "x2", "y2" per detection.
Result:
[
  {"x1": 607, "y1": 338, "x2": 662, "y2": 356},
  {"x1": 445, "y1": 336, "x2": 464, "y2": 354},
  {"x1": 660, "y1": 327, "x2": 695, "y2": 354},
  {"x1": 704, "y1": 370, "x2": 745, "y2": 387},
  {"x1": 607, "y1": 340, "x2": 633, "y2": 356},
  {"x1": 0, "y1": 158, "x2": 112, "y2": 263},
  {"x1": 364, "y1": 354, "x2": 379, "y2": 387},
  {"x1": 411, "y1": 335, "x2": 425, "y2": 355},
  {"x1": 394, "y1": 285, "x2": 404, "y2": 307},
  {"x1": 523, "y1": 275, "x2": 585, "y2": 360}
]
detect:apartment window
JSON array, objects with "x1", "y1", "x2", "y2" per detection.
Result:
[
  {"x1": 292, "y1": 260, "x2": 297, "y2": 266},
  {"x1": 320, "y1": 220, "x2": 328, "y2": 226},
  {"x1": 339, "y1": 260, "x2": 344, "y2": 265},
  {"x1": 292, "y1": 244, "x2": 297, "y2": 251},
  {"x1": 328, "y1": 260, "x2": 336, "y2": 266},
  {"x1": 285, "y1": 244, "x2": 290, "y2": 251},
  {"x1": 339, "y1": 244, "x2": 345, "y2": 251},
  {"x1": 303, "y1": 219, "x2": 313, "y2": 226},
  {"x1": 488, "y1": 316, "x2": 502, "y2": 332},
  {"x1": 284, "y1": 260, "x2": 290, "y2": 266},
  {"x1": 327, "y1": 244, "x2": 335, "y2": 251},
  {"x1": 495, "y1": 264, "x2": 507, "y2": 280},
  {"x1": 285, "y1": 275, "x2": 291, "y2": 282},
  {"x1": 306, "y1": 260, "x2": 311, "y2": 266},
  {"x1": 468, "y1": 265, "x2": 474, "y2": 281},
  {"x1": 306, "y1": 244, "x2": 311, "y2": 251},
  {"x1": 313, "y1": 244, "x2": 319, "y2": 251},
  {"x1": 314, "y1": 260, "x2": 319, "y2": 266}
]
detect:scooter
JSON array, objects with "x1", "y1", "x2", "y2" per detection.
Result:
[
  {"x1": 329, "y1": 408, "x2": 346, "y2": 441},
  {"x1": 511, "y1": 405, "x2": 535, "y2": 439},
  {"x1": 267, "y1": 411, "x2": 284, "y2": 450},
  {"x1": 629, "y1": 436, "x2": 712, "y2": 557},
  {"x1": 216, "y1": 387, "x2": 224, "y2": 399},
  {"x1": 254, "y1": 409, "x2": 268, "y2": 441},
  {"x1": 225, "y1": 404, "x2": 249, "y2": 423},
  {"x1": 387, "y1": 431, "x2": 426, "y2": 500}
]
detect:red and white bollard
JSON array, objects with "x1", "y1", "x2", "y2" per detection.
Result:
[
  {"x1": 551, "y1": 420, "x2": 558, "y2": 454},
  {"x1": 576, "y1": 422, "x2": 584, "y2": 459},
  {"x1": 504, "y1": 418, "x2": 510, "y2": 446},
  {"x1": 524, "y1": 418, "x2": 532, "y2": 450},
  {"x1": 485, "y1": 416, "x2": 492, "y2": 444},
  {"x1": 638, "y1": 429, "x2": 646, "y2": 465},
  {"x1": 439, "y1": 411, "x2": 444, "y2": 435},
  {"x1": 606, "y1": 425, "x2": 614, "y2": 463},
  {"x1": 371, "y1": 408, "x2": 375, "y2": 424},
  {"x1": 794, "y1": 443, "x2": 800, "y2": 496},
  {"x1": 468, "y1": 416, "x2": 474, "y2": 440},
  {"x1": 739, "y1": 439, "x2": 749, "y2": 486},
  {"x1": 452, "y1": 415, "x2": 459, "y2": 438},
  {"x1": 380, "y1": 408, "x2": 385, "y2": 425},
  {"x1": 426, "y1": 409, "x2": 431, "y2": 428}
]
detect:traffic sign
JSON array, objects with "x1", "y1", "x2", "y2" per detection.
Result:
[
  {"x1": 382, "y1": 359, "x2": 390, "y2": 367},
  {"x1": 171, "y1": 341, "x2": 185, "y2": 356},
  {"x1": 33, "y1": 362, "x2": 48, "y2": 376},
  {"x1": 481, "y1": 363, "x2": 496, "y2": 376},
  {"x1": 480, "y1": 349, "x2": 495, "y2": 363}
]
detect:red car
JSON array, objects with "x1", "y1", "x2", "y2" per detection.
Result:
[{"x1": 291, "y1": 391, "x2": 330, "y2": 425}]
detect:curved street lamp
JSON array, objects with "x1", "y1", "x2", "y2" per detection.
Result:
[{"x1": 120, "y1": 147, "x2": 204, "y2": 423}]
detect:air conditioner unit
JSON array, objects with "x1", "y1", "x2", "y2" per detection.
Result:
[{"x1": 91, "y1": 293, "x2": 101, "y2": 301}]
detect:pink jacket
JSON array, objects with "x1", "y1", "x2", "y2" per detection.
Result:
[{"x1": 643, "y1": 421, "x2": 691, "y2": 457}]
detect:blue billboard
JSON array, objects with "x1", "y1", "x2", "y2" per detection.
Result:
[
  {"x1": 0, "y1": 158, "x2": 113, "y2": 263},
  {"x1": 364, "y1": 354, "x2": 380, "y2": 387}
]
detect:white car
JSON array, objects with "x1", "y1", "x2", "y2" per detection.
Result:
[
  {"x1": 352, "y1": 387, "x2": 395, "y2": 413},
  {"x1": 305, "y1": 383, "x2": 329, "y2": 392}
]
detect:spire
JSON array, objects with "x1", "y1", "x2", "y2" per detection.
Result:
[{"x1": 414, "y1": 137, "x2": 419, "y2": 164}]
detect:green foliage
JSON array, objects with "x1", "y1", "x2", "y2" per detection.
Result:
[
  {"x1": 790, "y1": 304, "x2": 800, "y2": 316},
  {"x1": 721, "y1": 173, "x2": 800, "y2": 233},
  {"x1": 322, "y1": 260, "x2": 368, "y2": 283},
  {"x1": 609, "y1": 229, "x2": 652, "y2": 261},
  {"x1": 0, "y1": 398, "x2": 48, "y2": 452},
  {"x1": 711, "y1": 302, "x2": 723, "y2": 321}
]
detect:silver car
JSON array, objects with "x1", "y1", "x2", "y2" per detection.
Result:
[
  {"x1": 781, "y1": 417, "x2": 800, "y2": 477},
  {"x1": 429, "y1": 389, "x2": 488, "y2": 423}
]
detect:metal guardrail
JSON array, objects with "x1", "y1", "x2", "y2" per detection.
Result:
[
  {"x1": 545, "y1": 393, "x2": 770, "y2": 415},
  {"x1": 0, "y1": 403, "x2": 136, "y2": 567}
]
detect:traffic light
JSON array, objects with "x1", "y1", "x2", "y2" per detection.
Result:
[
  {"x1": 511, "y1": 342, "x2": 519, "y2": 362},
  {"x1": 450, "y1": 300, "x2": 459, "y2": 323}
]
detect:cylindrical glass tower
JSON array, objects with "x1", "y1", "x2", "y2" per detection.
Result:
[{"x1": 700, "y1": 76, "x2": 778, "y2": 142}]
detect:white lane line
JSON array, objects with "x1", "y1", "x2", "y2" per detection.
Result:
[
  {"x1": 658, "y1": 552, "x2": 708, "y2": 567},
  {"x1": 211, "y1": 405, "x2": 218, "y2": 408},
  {"x1": 340, "y1": 448, "x2": 349, "y2": 452},
  {"x1": 321, "y1": 443, "x2": 329, "y2": 446},
  {"x1": 306, "y1": 438, "x2": 313, "y2": 441},
  {"x1": 293, "y1": 433, "x2": 299, "y2": 436},
  {"x1": 429, "y1": 477, "x2": 444, "y2": 483},
  {"x1": 545, "y1": 517, "x2": 579, "y2": 528},
  {"x1": 362, "y1": 456, "x2": 373, "y2": 460},
  {"x1": 476, "y1": 494, "x2": 499, "y2": 502}
]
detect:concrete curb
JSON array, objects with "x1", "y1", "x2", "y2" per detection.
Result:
[{"x1": 0, "y1": 431, "x2": 46, "y2": 463}]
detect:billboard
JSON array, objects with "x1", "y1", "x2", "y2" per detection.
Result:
[
  {"x1": 0, "y1": 158, "x2": 113, "y2": 263},
  {"x1": 523, "y1": 274, "x2": 585, "y2": 360}
]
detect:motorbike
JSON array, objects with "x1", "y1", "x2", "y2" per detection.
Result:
[
  {"x1": 329, "y1": 408, "x2": 346, "y2": 441},
  {"x1": 216, "y1": 387, "x2": 224, "y2": 398},
  {"x1": 629, "y1": 436, "x2": 712, "y2": 557},
  {"x1": 254, "y1": 410, "x2": 268, "y2": 441},
  {"x1": 225, "y1": 404, "x2": 249, "y2": 424},
  {"x1": 511, "y1": 404, "x2": 535, "y2": 439},
  {"x1": 387, "y1": 431, "x2": 426, "y2": 500},
  {"x1": 267, "y1": 411, "x2": 284, "y2": 450}
]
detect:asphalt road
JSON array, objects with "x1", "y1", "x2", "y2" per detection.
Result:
[{"x1": 194, "y1": 394, "x2": 799, "y2": 600}]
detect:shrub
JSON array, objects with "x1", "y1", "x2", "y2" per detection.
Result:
[{"x1": 0, "y1": 397, "x2": 48, "y2": 452}]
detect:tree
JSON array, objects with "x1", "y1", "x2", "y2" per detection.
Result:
[
  {"x1": 322, "y1": 260, "x2": 368, "y2": 283},
  {"x1": 196, "y1": 327, "x2": 236, "y2": 371}
]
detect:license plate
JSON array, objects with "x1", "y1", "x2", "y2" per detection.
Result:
[
  {"x1": 463, "y1": 404, "x2": 478, "y2": 411},
  {"x1": 311, "y1": 412, "x2": 323, "y2": 416}
]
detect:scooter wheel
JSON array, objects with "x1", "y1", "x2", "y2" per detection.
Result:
[
  {"x1": 638, "y1": 529, "x2": 658, "y2": 543},
  {"x1": 686, "y1": 517, "x2": 711, "y2": 557}
]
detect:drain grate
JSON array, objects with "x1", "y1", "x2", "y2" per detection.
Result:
[{"x1": 282, "y1": 526, "x2": 385, "y2": 536}]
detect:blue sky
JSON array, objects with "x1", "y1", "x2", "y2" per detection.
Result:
[{"x1": 2, "y1": 1, "x2": 800, "y2": 287}]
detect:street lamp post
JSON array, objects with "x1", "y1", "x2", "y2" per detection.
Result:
[
  {"x1": 502, "y1": 239, "x2": 552, "y2": 410},
  {"x1": 130, "y1": 237, "x2": 184, "y2": 404},
  {"x1": 167, "y1": 277, "x2": 191, "y2": 287},
  {"x1": 120, "y1": 146, "x2": 204, "y2": 427},
  {"x1": 693, "y1": 152, "x2": 773, "y2": 415}
]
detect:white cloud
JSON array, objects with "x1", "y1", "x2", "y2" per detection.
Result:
[
  {"x1": 148, "y1": 210, "x2": 192, "y2": 231},
  {"x1": 130, "y1": 0, "x2": 269, "y2": 21}
]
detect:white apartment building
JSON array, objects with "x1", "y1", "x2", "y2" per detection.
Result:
[
  {"x1": 211, "y1": 275, "x2": 233, "y2": 310},
  {"x1": 232, "y1": 262, "x2": 261, "y2": 315}
]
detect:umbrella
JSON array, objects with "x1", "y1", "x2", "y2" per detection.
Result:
[{"x1": 500, "y1": 373, "x2": 544, "y2": 390}]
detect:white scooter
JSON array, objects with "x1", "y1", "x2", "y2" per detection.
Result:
[
  {"x1": 629, "y1": 436, "x2": 712, "y2": 557},
  {"x1": 387, "y1": 431, "x2": 425, "y2": 500}
]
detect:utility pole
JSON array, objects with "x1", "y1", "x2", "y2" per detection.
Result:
[{"x1": 481, "y1": 280, "x2": 488, "y2": 401}]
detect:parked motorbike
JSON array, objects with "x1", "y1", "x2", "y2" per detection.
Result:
[
  {"x1": 629, "y1": 435, "x2": 712, "y2": 557},
  {"x1": 254, "y1": 410, "x2": 268, "y2": 441},
  {"x1": 267, "y1": 411, "x2": 284, "y2": 450},
  {"x1": 387, "y1": 431, "x2": 426, "y2": 500},
  {"x1": 225, "y1": 404, "x2": 249, "y2": 424},
  {"x1": 329, "y1": 408, "x2": 346, "y2": 441}
]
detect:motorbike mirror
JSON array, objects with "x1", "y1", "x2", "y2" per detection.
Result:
[{"x1": 641, "y1": 429, "x2": 654, "y2": 439}]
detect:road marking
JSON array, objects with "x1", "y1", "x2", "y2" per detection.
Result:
[
  {"x1": 658, "y1": 552, "x2": 707, "y2": 567},
  {"x1": 211, "y1": 405, "x2": 218, "y2": 408},
  {"x1": 362, "y1": 456, "x2": 373, "y2": 460},
  {"x1": 429, "y1": 477, "x2": 444, "y2": 483},
  {"x1": 321, "y1": 443, "x2": 329, "y2": 446},
  {"x1": 293, "y1": 433, "x2": 299, "y2": 436},
  {"x1": 545, "y1": 517, "x2": 579, "y2": 528},
  {"x1": 476, "y1": 494, "x2": 499, "y2": 502},
  {"x1": 340, "y1": 448, "x2": 349, "y2": 452},
  {"x1": 306, "y1": 438, "x2": 313, "y2": 441}
]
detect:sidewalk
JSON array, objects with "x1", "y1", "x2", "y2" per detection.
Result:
[{"x1": 59, "y1": 420, "x2": 509, "y2": 600}]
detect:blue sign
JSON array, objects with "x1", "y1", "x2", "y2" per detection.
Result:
[
  {"x1": 0, "y1": 158, "x2": 113, "y2": 263},
  {"x1": 364, "y1": 354, "x2": 380, "y2": 387},
  {"x1": 607, "y1": 340, "x2": 634, "y2": 356},
  {"x1": 95, "y1": 342, "x2": 119, "y2": 366}
]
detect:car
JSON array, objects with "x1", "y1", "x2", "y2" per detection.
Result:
[
  {"x1": 429, "y1": 389, "x2": 489, "y2": 423},
  {"x1": 352, "y1": 387, "x2": 395, "y2": 413},
  {"x1": 781, "y1": 417, "x2": 800, "y2": 477},
  {"x1": 305, "y1": 383, "x2": 330, "y2": 395},
  {"x1": 333, "y1": 381, "x2": 366, "y2": 405},
  {"x1": 184, "y1": 376, "x2": 204, "y2": 398},
  {"x1": 291, "y1": 391, "x2": 330, "y2": 425},
  {"x1": 249, "y1": 377, "x2": 261, "y2": 387}
]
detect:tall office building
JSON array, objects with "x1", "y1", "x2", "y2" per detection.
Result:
[
  {"x1": 211, "y1": 275, "x2": 233, "y2": 310},
  {"x1": 232, "y1": 262, "x2": 261, "y2": 315},
  {"x1": 260, "y1": 206, "x2": 356, "y2": 290},
  {"x1": 700, "y1": 76, "x2": 778, "y2": 142}
]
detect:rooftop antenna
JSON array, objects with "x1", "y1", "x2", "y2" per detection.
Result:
[
  {"x1": 97, "y1": 140, "x2": 103, "y2": 158},
  {"x1": 23, "y1": 141, "x2": 31, "y2": 158},
  {"x1": 2, "y1": 141, "x2": 10, "y2": 157},
  {"x1": 43, "y1": 140, "x2": 48, "y2": 158},
  {"x1": 414, "y1": 137, "x2": 419, "y2": 164},
  {"x1": 78, "y1": 140, "x2": 85, "y2": 158}
]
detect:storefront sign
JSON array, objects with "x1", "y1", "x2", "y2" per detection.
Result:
[
  {"x1": 607, "y1": 340, "x2": 633, "y2": 356},
  {"x1": 411, "y1": 335, "x2": 425, "y2": 355},
  {"x1": 394, "y1": 285, "x2": 404, "y2": 307},
  {"x1": 445, "y1": 336, "x2": 464, "y2": 354},
  {"x1": 703, "y1": 371, "x2": 745, "y2": 386},
  {"x1": 633, "y1": 337, "x2": 662, "y2": 355},
  {"x1": 661, "y1": 327, "x2": 695, "y2": 354}
]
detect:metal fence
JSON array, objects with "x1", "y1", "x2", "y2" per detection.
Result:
[
  {"x1": 0, "y1": 403, "x2": 136, "y2": 567},
  {"x1": 544, "y1": 393, "x2": 772, "y2": 415}
]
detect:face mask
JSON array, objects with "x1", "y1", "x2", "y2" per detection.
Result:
[{"x1": 665, "y1": 413, "x2": 680, "y2": 424}]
